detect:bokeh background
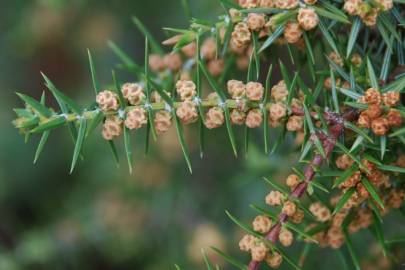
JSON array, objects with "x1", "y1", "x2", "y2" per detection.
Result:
[{"x1": 1, "y1": 1, "x2": 404, "y2": 270}]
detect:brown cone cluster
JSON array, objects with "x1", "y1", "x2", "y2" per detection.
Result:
[
  {"x1": 357, "y1": 88, "x2": 402, "y2": 136},
  {"x1": 343, "y1": 0, "x2": 393, "y2": 26}
]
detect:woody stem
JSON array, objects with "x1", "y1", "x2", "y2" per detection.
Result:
[{"x1": 247, "y1": 109, "x2": 358, "y2": 270}]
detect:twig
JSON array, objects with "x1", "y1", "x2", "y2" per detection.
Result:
[{"x1": 248, "y1": 108, "x2": 358, "y2": 270}]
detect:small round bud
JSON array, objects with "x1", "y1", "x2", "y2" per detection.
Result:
[
  {"x1": 309, "y1": 202, "x2": 331, "y2": 222},
  {"x1": 269, "y1": 103, "x2": 287, "y2": 121},
  {"x1": 230, "y1": 39, "x2": 248, "y2": 55},
  {"x1": 252, "y1": 215, "x2": 272, "y2": 234},
  {"x1": 271, "y1": 80, "x2": 288, "y2": 102},
  {"x1": 382, "y1": 91, "x2": 400, "y2": 107},
  {"x1": 343, "y1": 0, "x2": 362, "y2": 15},
  {"x1": 364, "y1": 88, "x2": 382, "y2": 105},
  {"x1": 247, "y1": 13, "x2": 266, "y2": 31},
  {"x1": 229, "y1": 8, "x2": 242, "y2": 22},
  {"x1": 327, "y1": 227, "x2": 344, "y2": 249},
  {"x1": 328, "y1": 52, "x2": 343, "y2": 67},
  {"x1": 286, "y1": 115, "x2": 304, "y2": 132},
  {"x1": 176, "y1": 80, "x2": 197, "y2": 101},
  {"x1": 282, "y1": 201, "x2": 297, "y2": 217},
  {"x1": 356, "y1": 183, "x2": 370, "y2": 198},
  {"x1": 125, "y1": 108, "x2": 147, "y2": 130},
  {"x1": 291, "y1": 98, "x2": 303, "y2": 111},
  {"x1": 231, "y1": 22, "x2": 252, "y2": 48},
  {"x1": 265, "y1": 252, "x2": 283, "y2": 268},
  {"x1": 96, "y1": 90, "x2": 120, "y2": 112},
  {"x1": 351, "y1": 53, "x2": 362, "y2": 67},
  {"x1": 205, "y1": 107, "x2": 225, "y2": 129},
  {"x1": 121, "y1": 83, "x2": 145, "y2": 105},
  {"x1": 361, "y1": 159, "x2": 377, "y2": 174},
  {"x1": 304, "y1": 0, "x2": 317, "y2": 4},
  {"x1": 246, "y1": 109, "x2": 263, "y2": 128},
  {"x1": 251, "y1": 242, "x2": 268, "y2": 262},
  {"x1": 324, "y1": 77, "x2": 342, "y2": 90},
  {"x1": 286, "y1": 174, "x2": 300, "y2": 190},
  {"x1": 176, "y1": 101, "x2": 198, "y2": 124},
  {"x1": 207, "y1": 92, "x2": 220, "y2": 102},
  {"x1": 230, "y1": 109, "x2": 246, "y2": 125},
  {"x1": 274, "y1": 0, "x2": 298, "y2": 9},
  {"x1": 339, "y1": 171, "x2": 361, "y2": 189},
  {"x1": 297, "y1": 8, "x2": 319, "y2": 31},
  {"x1": 151, "y1": 90, "x2": 169, "y2": 103},
  {"x1": 290, "y1": 209, "x2": 305, "y2": 224},
  {"x1": 357, "y1": 111, "x2": 371, "y2": 128},
  {"x1": 361, "y1": 8, "x2": 378, "y2": 27},
  {"x1": 236, "y1": 55, "x2": 250, "y2": 70},
  {"x1": 201, "y1": 38, "x2": 217, "y2": 61},
  {"x1": 294, "y1": 131, "x2": 305, "y2": 146},
  {"x1": 371, "y1": 117, "x2": 389, "y2": 136},
  {"x1": 102, "y1": 116, "x2": 122, "y2": 140},
  {"x1": 387, "y1": 189, "x2": 405, "y2": 209},
  {"x1": 181, "y1": 42, "x2": 197, "y2": 58},
  {"x1": 335, "y1": 154, "x2": 354, "y2": 170},
  {"x1": 387, "y1": 109, "x2": 403, "y2": 127},
  {"x1": 239, "y1": 234, "x2": 256, "y2": 252},
  {"x1": 246, "y1": 82, "x2": 264, "y2": 101},
  {"x1": 154, "y1": 111, "x2": 173, "y2": 134},
  {"x1": 279, "y1": 228, "x2": 294, "y2": 247},
  {"x1": 259, "y1": 0, "x2": 274, "y2": 7},
  {"x1": 364, "y1": 104, "x2": 382, "y2": 120},
  {"x1": 163, "y1": 53, "x2": 182, "y2": 71},
  {"x1": 227, "y1": 80, "x2": 246, "y2": 99},
  {"x1": 284, "y1": 22, "x2": 302, "y2": 44},
  {"x1": 149, "y1": 54, "x2": 165, "y2": 72},
  {"x1": 375, "y1": 0, "x2": 393, "y2": 11},
  {"x1": 265, "y1": 190, "x2": 284, "y2": 206},
  {"x1": 239, "y1": 0, "x2": 258, "y2": 9},
  {"x1": 207, "y1": 59, "x2": 224, "y2": 77}
]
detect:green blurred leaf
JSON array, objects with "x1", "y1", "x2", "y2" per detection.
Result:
[
  {"x1": 377, "y1": 164, "x2": 405, "y2": 173},
  {"x1": 313, "y1": 6, "x2": 350, "y2": 24},
  {"x1": 343, "y1": 231, "x2": 361, "y2": 270},
  {"x1": 303, "y1": 103, "x2": 325, "y2": 158},
  {"x1": 88, "y1": 49, "x2": 100, "y2": 95},
  {"x1": 201, "y1": 249, "x2": 213, "y2": 270},
  {"x1": 123, "y1": 127, "x2": 133, "y2": 174},
  {"x1": 367, "y1": 57, "x2": 379, "y2": 89},
  {"x1": 344, "y1": 121, "x2": 373, "y2": 143},
  {"x1": 210, "y1": 247, "x2": 247, "y2": 270},
  {"x1": 173, "y1": 113, "x2": 193, "y2": 173},
  {"x1": 346, "y1": 17, "x2": 361, "y2": 58},
  {"x1": 361, "y1": 177, "x2": 384, "y2": 209},
  {"x1": 42, "y1": 73, "x2": 82, "y2": 114},
  {"x1": 263, "y1": 176, "x2": 289, "y2": 195},
  {"x1": 132, "y1": 16, "x2": 164, "y2": 54},
  {"x1": 70, "y1": 117, "x2": 87, "y2": 173},
  {"x1": 259, "y1": 25, "x2": 284, "y2": 53},
  {"x1": 16, "y1": 93, "x2": 52, "y2": 118},
  {"x1": 318, "y1": 19, "x2": 339, "y2": 54},
  {"x1": 31, "y1": 116, "x2": 66, "y2": 133}
]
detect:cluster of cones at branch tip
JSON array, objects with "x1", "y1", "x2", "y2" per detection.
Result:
[{"x1": 12, "y1": 0, "x2": 405, "y2": 269}]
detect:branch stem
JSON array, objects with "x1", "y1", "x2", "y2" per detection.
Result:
[{"x1": 247, "y1": 109, "x2": 358, "y2": 270}]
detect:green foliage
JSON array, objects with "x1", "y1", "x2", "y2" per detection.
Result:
[{"x1": 10, "y1": 0, "x2": 405, "y2": 269}]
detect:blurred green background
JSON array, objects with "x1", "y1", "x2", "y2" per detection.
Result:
[{"x1": 1, "y1": 1, "x2": 404, "y2": 270}]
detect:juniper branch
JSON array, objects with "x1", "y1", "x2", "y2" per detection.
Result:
[{"x1": 14, "y1": 98, "x2": 317, "y2": 134}]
